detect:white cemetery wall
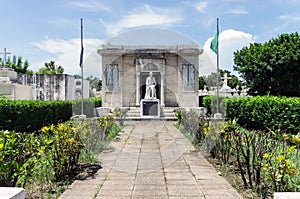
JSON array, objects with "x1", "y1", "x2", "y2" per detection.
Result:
[
  {"x1": 82, "y1": 79, "x2": 90, "y2": 99},
  {"x1": 54, "y1": 75, "x2": 65, "y2": 100},
  {"x1": 66, "y1": 75, "x2": 75, "y2": 100},
  {"x1": 0, "y1": 83, "x2": 13, "y2": 99},
  {"x1": 14, "y1": 84, "x2": 32, "y2": 100},
  {"x1": 0, "y1": 83, "x2": 32, "y2": 100}
]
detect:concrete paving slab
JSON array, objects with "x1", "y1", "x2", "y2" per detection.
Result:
[
  {"x1": 133, "y1": 194, "x2": 169, "y2": 198},
  {"x1": 98, "y1": 189, "x2": 132, "y2": 196},
  {"x1": 133, "y1": 188, "x2": 168, "y2": 196},
  {"x1": 59, "y1": 121, "x2": 243, "y2": 199}
]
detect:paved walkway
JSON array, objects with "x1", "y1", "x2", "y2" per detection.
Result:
[{"x1": 59, "y1": 121, "x2": 242, "y2": 199}]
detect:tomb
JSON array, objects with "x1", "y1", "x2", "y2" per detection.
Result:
[{"x1": 98, "y1": 44, "x2": 202, "y2": 116}]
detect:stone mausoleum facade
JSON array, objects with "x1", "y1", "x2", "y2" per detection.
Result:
[{"x1": 98, "y1": 44, "x2": 202, "y2": 108}]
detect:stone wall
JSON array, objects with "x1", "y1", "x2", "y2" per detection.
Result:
[
  {"x1": 165, "y1": 54, "x2": 179, "y2": 106},
  {"x1": 121, "y1": 54, "x2": 136, "y2": 107},
  {"x1": 18, "y1": 74, "x2": 90, "y2": 101},
  {"x1": 0, "y1": 83, "x2": 32, "y2": 100}
]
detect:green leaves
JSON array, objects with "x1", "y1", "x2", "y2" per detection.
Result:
[
  {"x1": 38, "y1": 61, "x2": 64, "y2": 74},
  {"x1": 6, "y1": 55, "x2": 30, "y2": 74},
  {"x1": 40, "y1": 122, "x2": 83, "y2": 179},
  {"x1": 226, "y1": 96, "x2": 300, "y2": 134},
  {"x1": 0, "y1": 130, "x2": 38, "y2": 187},
  {"x1": 0, "y1": 100, "x2": 72, "y2": 132},
  {"x1": 234, "y1": 32, "x2": 300, "y2": 97},
  {"x1": 0, "y1": 97, "x2": 102, "y2": 132}
]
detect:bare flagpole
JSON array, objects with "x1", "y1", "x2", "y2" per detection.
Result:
[{"x1": 80, "y1": 18, "x2": 84, "y2": 116}]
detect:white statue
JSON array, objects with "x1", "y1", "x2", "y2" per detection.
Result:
[{"x1": 145, "y1": 72, "x2": 156, "y2": 99}]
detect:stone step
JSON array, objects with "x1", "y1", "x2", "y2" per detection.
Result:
[
  {"x1": 125, "y1": 107, "x2": 177, "y2": 121},
  {"x1": 96, "y1": 107, "x2": 178, "y2": 121},
  {"x1": 0, "y1": 187, "x2": 25, "y2": 199}
]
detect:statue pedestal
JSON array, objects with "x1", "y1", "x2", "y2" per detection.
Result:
[{"x1": 141, "y1": 99, "x2": 160, "y2": 118}]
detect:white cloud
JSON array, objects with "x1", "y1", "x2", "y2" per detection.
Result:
[
  {"x1": 31, "y1": 38, "x2": 103, "y2": 77},
  {"x1": 70, "y1": 0, "x2": 109, "y2": 12},
  {"x1": 200, "y1": 29, "x2": 254, "y2": 76},
  {"x1": 227, "y1": 8, "x2": 248, "y2": 15},
  {"x1": 279, "y1": 14, "x2": 300, "y2": 22},
  {"x1": 102, "y1": 4, "x2": 182, "y2": 35},
  {"x1": 194, "y1": 1, "x2": 208, "y2": 13}
]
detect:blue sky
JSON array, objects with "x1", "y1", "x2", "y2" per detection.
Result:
[{"x1": 1, "y1": 0, "x2": 300, "y2": 77}]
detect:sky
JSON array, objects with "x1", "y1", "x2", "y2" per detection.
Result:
[{"x1": 1, "y1": 0, "x2": 300, "y2": 78}]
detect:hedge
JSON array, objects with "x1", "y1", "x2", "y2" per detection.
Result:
[
  {"x1": 202, "y1": 95, "x2": 227, "y2": 116},
  {"x1": 72, "y1": 97, "x2": 102, "y2": 117},
  {"x1": 226, "y1": 96, "x2": 300, "y2": 134},
  {"x1": 0, "y1": 97, "x2": 102, "y2": 132},
  {"x1": 0, "y1": 100, "x2": 72, "y2": 132}
]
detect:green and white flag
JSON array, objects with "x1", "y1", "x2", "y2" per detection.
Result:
[{"x1": 210, "y1": 20, "x2": 219, "y2": 54}]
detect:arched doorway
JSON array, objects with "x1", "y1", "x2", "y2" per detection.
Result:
[{"x1": 135, "y1": 58, "x2": 165, "y2": 107}]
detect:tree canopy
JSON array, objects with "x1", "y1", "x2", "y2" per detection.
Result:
[
  {"x1": 38, "y1": 61, "x2": 64, "y2": 74},
  {"x1": 86, "y1": 75, "x2": 102, "y2": 91},
  {"x1": 1, "y1": 55, "x2": 32, "y2": 74},
  {"x1": 234, "y1": 32, "x2": 300, "y2": 97},
  {"x1": 200, "y1": 69, "x2": 243, "y2": 90}
]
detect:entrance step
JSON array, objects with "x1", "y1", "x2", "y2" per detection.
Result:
[
  {"x1": 96, "y1": 107, "x2": 178, "y2": 121},
  {"x1": 125, "y1": 107, "x2": 178, "y2": 121}
]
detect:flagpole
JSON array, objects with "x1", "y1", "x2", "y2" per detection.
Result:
[
  {"x1": 80, "y1": 18, "x2": 84, "y2": 116},
  {"x1": 216, "y1": 18, "x2": 220, "y2": 115}
]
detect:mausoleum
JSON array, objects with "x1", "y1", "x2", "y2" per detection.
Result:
[
  {"x1": 98, "y1": 44, "x2": 202, "y2": 110},
  {"x1": 0, "y1": 66, "x2": 32, "y2": 100}
]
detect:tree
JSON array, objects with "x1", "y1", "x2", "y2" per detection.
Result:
[
  {"x1": 219, "y1": 69, "x2": 243, "y2": 89},
  {"x1": 86, "y1": 75, "x2": 102, "y2": 91},
  {"x1": 201, "y1": 69, "x2": 243, "y2": 90},
  {"x1": 5, "y1": 55, "x2": 30, "y2": 74},
  {"x1": 198, "y1": 76, "x2": 206, "y2": 90},
  {"x1": 203, "y1": 71, "x2": 221, "y2": 90},
  {"x1": 38, "y1": 61, "x2": 64, "y2": 74},
  {"x1": 234, "y1": 32, "x2": 300, "y2": 96}
]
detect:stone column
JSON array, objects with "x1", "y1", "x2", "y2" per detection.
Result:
[
  {"x1": 160, "y1": 71, "x2": 165, "y2": 107},
  {"x1": 136, "y1": 62, "x2": 140, "y2": 106}
]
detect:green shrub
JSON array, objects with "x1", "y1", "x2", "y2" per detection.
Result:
[
  {"x1": 40, "y1": 123, "x2": 83, "y2": 179},
  {"x1": 177, "y1": 109, "x2": 209, "y2": 147},
  {"x1": 177, "y1": 111, "x2": 300, "y2": 197},
  {"x1": 94, "y1": 97, "x2": 102, "y2": 107},
  {"x1": 71, "y1": 97, "x2": 102, "y2": 117},
  {"x1": 0, "y1": 97, "x2": 102, "y2": 132},
  {"x1": 203, "y1": 95, "x2": 227, "y2": 116},
  {"x1": 0, "y1": 113, "x2": 118, "y2": 198},
  {"x1": 226, "y1": 96, "x2": 300, "y2": 134},
  {"x1": 0, "y1": 122, "x2": 83, "y2": 187},
  {"x1": 73, "y1": 114, "x2": 117, "y2": 162},
  {"x1": 0, "y1": 100, "x2": 72, "y2": 132},
  {"x1": 0, "y1": 130, "x2": 38, "y2": 187}
]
